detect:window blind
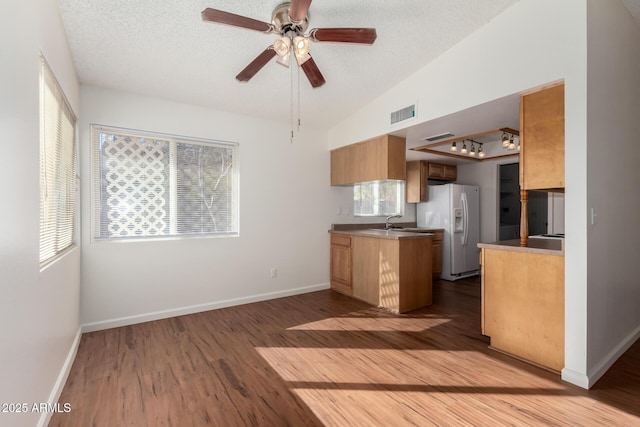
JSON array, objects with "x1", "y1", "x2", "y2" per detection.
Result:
[
  {"x1": 91, "y1": 125, "x2": 238, "y2": 241},
  {"x1": 39, "y1": 56, "x2": 77, "y2": 265}
]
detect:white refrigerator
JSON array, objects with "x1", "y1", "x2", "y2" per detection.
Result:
[{"x1": 416, "y1": 184, "x2": 480, "y2": 281}]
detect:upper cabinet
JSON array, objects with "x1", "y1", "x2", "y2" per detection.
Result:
[
  {"x1": 330, "y1": 135, "x2": 406, "y2": 186},
  {"x1": 520, "y1": 83, "x2": 565, "y2": 191},
  {"x1": 406, "y1": 161, "x2": 457, "y2": 203},
  {"x1": 428, "y1": 162, "x2": 457, "y2": 181}
]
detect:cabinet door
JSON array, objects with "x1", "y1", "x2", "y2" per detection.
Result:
[
  {"x1": 432, "y1": 241, "x2": 442, "y2": 277},
  {"x1": 427, "y1": 162, "x2": 444, "y2": 179},
  {"x1": 520, "y1": 84, "x2": 565, "y2": 190},
  {"x1": 406, "y1": 161, "x2": 428, "y2": 203},
  {"x1": 442, "y1": 165, "x2": 457, "y2": 181},
  {"x1": 330, "y1": 235, "x2": 352, "y2": 295}
]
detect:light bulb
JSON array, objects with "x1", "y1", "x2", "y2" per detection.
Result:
[
  {"x1": 508, "y1": 135, "x2": 515, "y2": 150},
  {"x1": 451, "y1": 142, "x2": 457, "y2": 152},
  {"x1": 273, "y1": 37, "x2": 291, "y2": 57},
  {"x1": 461, "y1": 142, "x2": 467, "y2": 154},
  {"x1": 502, "y1": 132, "x2": 510, "y2": 148},
  {"x1": 469, "y1": 144, "x2": 476, "y2": 156}
]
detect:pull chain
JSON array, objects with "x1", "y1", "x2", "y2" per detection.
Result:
[{"x1": 290, "y1": 54, "x2": 294, "y2": 144}]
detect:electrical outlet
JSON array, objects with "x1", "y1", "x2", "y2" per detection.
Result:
[{"x1": 270, "y1": 267, "x2": 277, "y2": 278}]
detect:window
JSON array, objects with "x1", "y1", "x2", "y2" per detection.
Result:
[
  {"x1": 353, "y1": 180, "x2": 405, "y2": 217},
  {"x1": 39, "y1": 56, "x2": 77, "y2": 265},
  {"x1": 91, "y1": 125, "x2": 238, "y2": 241}
]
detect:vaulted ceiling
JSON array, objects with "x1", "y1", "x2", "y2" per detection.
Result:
[
  {"x1": 60, "y1": 1, "x2": 640, "y2": 162},
  {"x1": 59, "y1": 0, "x2": 522, "y2": 129}
]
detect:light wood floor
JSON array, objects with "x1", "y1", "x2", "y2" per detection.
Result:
[{"x1": 51, "y1": 278, "x2": 640, "y2": 426}]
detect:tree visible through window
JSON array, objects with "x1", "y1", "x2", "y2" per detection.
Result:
[
  {"x1": 91, "y1": 126, "x2": 238, "y2": 240},
  {"x1": 353, "y1": 180, "x2": 405, "y2": 217}
]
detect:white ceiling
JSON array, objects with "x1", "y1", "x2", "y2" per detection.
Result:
[
  {"x1": 59, "y1": 0, "x2": 521, "y2": 129},
  {"x1": 59, "y1": 0, "x2": 640, "y2": 162}
]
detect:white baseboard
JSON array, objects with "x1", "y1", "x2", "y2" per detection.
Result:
[
  {"x1": 82, "y1": 283, "x2": 330, "y2": 333},
  {"x1": 562, "y1": 323, "x2": 640, "y2": 389},
  {"x1": 560, "y1": 368, "x2": 590, "y2": 389},
  {"x1": 586, "y1": 323, "x2": 640, "y2": 388},
  {"x1": 37, "y1": 327, "x2": 82, "y2": 427}
]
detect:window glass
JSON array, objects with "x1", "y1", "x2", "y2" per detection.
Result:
[
  {"x1": 353, "y1": 180, "x2": 405, "y2": 217},
  {"x1": 92, "y1": 126, "x2": 238, "y2": 240}
]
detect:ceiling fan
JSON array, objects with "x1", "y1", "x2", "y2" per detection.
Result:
[{"x1": 201, "y1": 1, "x2": 377, "y2": 88}]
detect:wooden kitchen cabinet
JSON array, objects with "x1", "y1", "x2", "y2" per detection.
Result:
[
  {"x1": 481, "y1": 246, "x2": 564, "y2": 372},
  {"x1": 406, "y1": 161, "x2": 428, "y2": 203},
  {"x1": 519, "y1": 83, "x2": 565, "y2": 191},
  {"x1": 430, "y1": 230, "x2": 443, "y2": 278},
  {"x1": 330, "y1": 134, "x2": 406, "y2": 186},
  {"x1": 406, "y1": 161, "x2": 457, "y2": 203},
  {"x1": 351, "y1": 235, "x2": 432, "y2": 313},
  {"x1": 330, "y1": 234, "x2": 352, "y2": 295},
  {"x1": 428, "y1": 162, "x2": 457, "y2": 181}
]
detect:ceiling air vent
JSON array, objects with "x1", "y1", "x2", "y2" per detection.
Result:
[
  {"x1": 423, "y1": 132, "x2": 455, "y2": 142},
  {"x1": 390, "y1": 104, "x2": 416, "y2": 125}
]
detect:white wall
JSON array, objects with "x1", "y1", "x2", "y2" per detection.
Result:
[
  {"x1": 327, "y1": 0, "x2": 593, "y2": 387},
  {"x1": 80, "y1": 86, "x2": 333, "y2": 328},
  {"x1": 0, "y1": 1, "x2": 81, "y2": 426},
  {"x1": 585, "y1": 0, "x2": 640, "y2": 386}
]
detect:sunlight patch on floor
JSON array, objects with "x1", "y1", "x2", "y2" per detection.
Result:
[{"x1": 286, "y1": 316, "x2": 451, "y2": 332}]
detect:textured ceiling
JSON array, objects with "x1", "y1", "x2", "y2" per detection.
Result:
[{"x1": 59, "y1": 0, "x2": 521, "y2": 129}]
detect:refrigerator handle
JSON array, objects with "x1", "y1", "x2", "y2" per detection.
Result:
[{"x1": 461, "y1": 192, "x2": 469, "y2": 246}]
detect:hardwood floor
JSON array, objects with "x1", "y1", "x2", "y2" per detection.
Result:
[{"x1": 50, "y1": 278, "x2": 640, "y2": 426}]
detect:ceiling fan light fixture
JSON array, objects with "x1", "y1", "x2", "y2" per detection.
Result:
[
  {"x1": 273, "y1": 36, "x2": 291, "y2": 57},
  {"x1": 293, "y1": 36, "x2": 311, "y2": 55},
  {"x1": 294, "y1": 51, "x2": 311, "y2": 65},
  {"x1": 276, "y1": 52, "x2": 291, "y2": 67}
]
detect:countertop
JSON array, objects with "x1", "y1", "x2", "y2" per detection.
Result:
[
  {"x1": 478, "y1": 238, "x2": 564, "y2": 256},
  {"x1": 329, "y1": 229, "x2": 434, "y2": 240}
]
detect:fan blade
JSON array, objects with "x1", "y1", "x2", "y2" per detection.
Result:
[
  {"x1": 201, "y1": 8, "x2": 273, "y2": 33},
  {"x1": 288, "y1": 0, "x2": 312, "y2": 23},
  {"x1": 236, "y1": 48, "x2": 277, "y2": 82},
  {"x1": 310, "y1": 28, "x2": 377, "y2": 44},
  {"x1": 300, "y1": 56, "x2": 325, "y2": 88}
]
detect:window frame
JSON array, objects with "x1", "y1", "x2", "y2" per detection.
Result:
[{"x1": 90, "y1": 124, "x2": 239, "y2": 243}]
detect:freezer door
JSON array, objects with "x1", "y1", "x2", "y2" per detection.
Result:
[
  {"x1": 449, "y1": 185, "x2": 465, "y2": 275},
  {"x1": 463, "y1": 185, "x2": 480, "y2": 273}
]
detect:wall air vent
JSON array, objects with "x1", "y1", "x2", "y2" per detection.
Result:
[
  {"x1": 423, "y1": 132, "x2": 455, "y2": 142},
  {"x1": 390, "y1": 104, "x2": 416, "y2": 125}
]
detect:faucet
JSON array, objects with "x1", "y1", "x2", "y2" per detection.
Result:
[{"x1": 385, "y1": 214, "x2": 402, "y2": 230}]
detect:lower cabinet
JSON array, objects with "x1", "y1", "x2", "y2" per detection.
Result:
[
  {"x1": 430, "y1": 231, "x2": 443, "y2": 278},
  {"x1": 330, "y1": 234, "x2": 352, "y2": 295},
  {"x1": 351, "y1": 235, "x2": 432, "y2": 313}
]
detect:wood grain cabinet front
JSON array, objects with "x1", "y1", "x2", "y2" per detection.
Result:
[
  {"x1": 520, "y1": 83, "x2": 565, "y2": 191},
  {"x1": 430, "y1": 230, "x2": 443, "y2": 278},
  {"x1": 406, "y1": 161, "x2": 457, "y2": 203},
  {"x1": 330, "y1": 234, "x2": 352, "y2": 295},
  {"x1": 330, "y1": 135, "x2": 406, "y2": 186}
]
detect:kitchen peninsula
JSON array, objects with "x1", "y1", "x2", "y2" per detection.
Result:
[
  {"x1": 329, "y1": 226, "x2": 434, "y2": 313},
  {"x1": 478, "y1": 238, "x2": 564, "y2": 371}
]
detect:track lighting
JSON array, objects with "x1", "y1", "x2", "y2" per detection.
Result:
[
  {"x1": 502, "y1": 132, "x2": 510, "y2": 148},
  {"x1": 469, "y1": 142, "x2": 476, "y2": 156},
  {"x1": 461, "y1": 141, "x2": 467, "y2": 154},
  {"x1": 478, "y1": 143, "x2": 485, "y2": 158},
  {"x1": 508, "y1": 135, "x2": 515, "y2": 150},
  {"x1": 451, "y1": 142, "x2": 457, "y2": 152}
]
